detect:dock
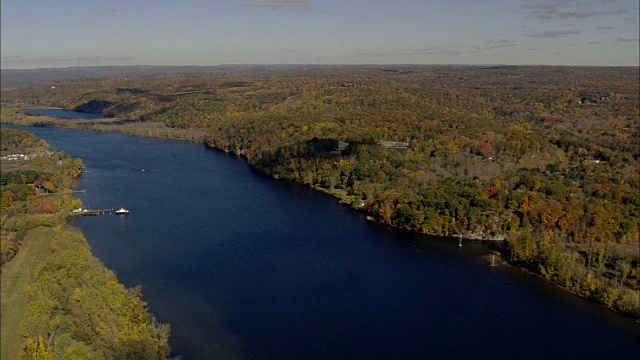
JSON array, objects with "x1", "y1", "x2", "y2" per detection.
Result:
[
  {"x1": 71, "y1": 208, "x2": 113, "y2": 216},
  {"x1": 39, "y1": 189, "x2": 86, "y2": 196},
  {"x1": 71, "y1": 206, "x2": 129, "y2": 216}
]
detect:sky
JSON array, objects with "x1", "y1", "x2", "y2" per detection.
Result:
[{"x1": 1, "y1": 0, "x2": 638, "y2": 68}]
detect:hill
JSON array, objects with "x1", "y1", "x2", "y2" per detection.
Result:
[{"x1": 2, "y1": 65, "x2": 638, "y2": 316}]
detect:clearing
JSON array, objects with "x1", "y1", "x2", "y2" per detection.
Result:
[{"x1": 1, "y1": 226, "x2": 55, "y2": 360}]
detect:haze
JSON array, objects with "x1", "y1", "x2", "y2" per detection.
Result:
[{"x1": 1, "y1": 0, "x2": 638, "y2": 69}]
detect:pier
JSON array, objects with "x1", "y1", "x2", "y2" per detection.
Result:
[
  {"x1": 71, "y1": 208, "x2": 114, "y2": 216},
  {"x1": 71, "y1": 207, "x2": 128, "y2": 216},
  {"x1": 39, "y1": 189, "x2": 87, "y2": 196}
]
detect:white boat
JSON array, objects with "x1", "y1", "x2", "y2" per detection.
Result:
[{"x1": 115, "y1": 207, "x2": 129, "y2": 214}]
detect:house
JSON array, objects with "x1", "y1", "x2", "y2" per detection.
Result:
[
  {"x1": 380, "y1": 141, "x2": 410, "y2": 149},
  {"x1": 0, "y1": 153, "x2": 33, "y2": 162},
  {"x1": 331, "y1": 141, "x2": 350, "y2": 154}
]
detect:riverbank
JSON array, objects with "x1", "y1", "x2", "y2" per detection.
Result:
[
  {"x1": 5, "y1": 117, "x2": 640, "y2": 358},
  {"x1": 4, "y1": 112, "x2": 207, "y2": 142},
  {"x1": 0, "y1": 127, "x2": 173, "y2": 358},
  {"x1": 10, "y1": 114, "x2": 499, "y2": 240},
  {"x1": 2, "y1": 108, "x2": 638, "y2": 319}
]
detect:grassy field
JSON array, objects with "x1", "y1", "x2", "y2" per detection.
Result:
[{"x1": 1, "y1": 226, "x2": 55, "y2": 360}]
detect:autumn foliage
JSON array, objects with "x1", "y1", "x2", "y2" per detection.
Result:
[{"x1": 2, "y1": 65, "x2": 638, "y2": 315}]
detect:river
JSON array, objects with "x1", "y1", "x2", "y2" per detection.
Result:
[{"x1": 9, "y1": 121, "x2": 640, "y2": 359}]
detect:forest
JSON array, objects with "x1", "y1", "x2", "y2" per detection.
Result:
[
  {"x1": 1, "y1": 65, "x2": 638, "y2": 316},
  {"x1": 0, "y1": 128, "x2": 83, "y2": 265},
  {"x1": 0, "y1": 128, "x2": 173, "y2": 359}
]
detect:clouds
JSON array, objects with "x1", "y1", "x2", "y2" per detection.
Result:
[
  {"x1": 518, "y1": 0, "x2": 628, "y2": 20},
  {"x1": 488, "y1": 39, "x2": 514, "y2": 44},
  {"x1": 1, "y1": 0, "x2": 637, "y2": 68},
  {"x1": 1, "y1": 55, "x2": 139, "y2": 69},
  {"x1": 486, "y1": 43, "x2": 518, "y2": 50},
  {"x1": 513, "y1": 1, "x2": 636, "y2": 45},
  {"x1": 524, "y1": 29, "x2": 582, "y2": 38},
  {"x1": 556, "y1": 10, "x2": 625, "y2": 20},
  {"x1": 359, "y1": 40, "x2": 521, "y2": 59},
  {"x1": 357, "y1": 44, "x2": 464, "y2": 59},
  {"x1": 476, "y1": 40, "x2": 519, "y2": 52},
  {"x1": 357, "y1": 47, "x2": 459, "y2": 58},
  {"x1": 243, "y1": 0, "x2": 312, "y2": 11},
  {"x1": 518, "y1": 1, "x2": 560, "y2": 19},
  {"x1": 483, "y1": 40, "x2": 518, "y2": 51},
  {"x1": 565, "y1": 41, "x2": 603, "y2": 46}
]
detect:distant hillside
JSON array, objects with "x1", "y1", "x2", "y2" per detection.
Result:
[
  {"x1": 2, "y1": 65, "x2": 639, "y2": 316},
  {"x1": 0, "y1": 66, "x2": 207, "y2": 89},
  {"x1": 0, "y1": 64, "x2": 356, "y2": 90}
]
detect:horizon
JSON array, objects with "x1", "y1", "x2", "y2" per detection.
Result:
[
  {"x1": 2, "y1": 0, "x2": 639, "y2": 69},
  {"x1": 2, "y1": 63, "x2": 640, "y2": 72}
]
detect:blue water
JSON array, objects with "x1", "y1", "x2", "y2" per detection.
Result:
[
  {"x1": 8, "y1": 125, "x2": 640, "y2": 359},
  {"x1": 21, "y1": 108, "x2": 104, "y2": 119}
]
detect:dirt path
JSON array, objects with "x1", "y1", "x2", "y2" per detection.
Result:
[{"x1": 1, "y1": 226, "x2": 54, "y2": 360}]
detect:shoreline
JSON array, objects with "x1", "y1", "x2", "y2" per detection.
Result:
[
  {"x1": 2, "y1": 115, "x2": 639, "y2": 320},
  {"x1": 0, "y1": 126, "x2": 173, "y2": 358}
]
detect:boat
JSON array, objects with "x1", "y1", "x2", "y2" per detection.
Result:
[{"x1": 115, "y1": 207, "x2": 129, "y2": 214}]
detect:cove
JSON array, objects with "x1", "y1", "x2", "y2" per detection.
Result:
[
  {"x1": 11, "y1": 124, "x2": 640, "y2": 360},
  {"x1": 21, "y1": 107, "x2": 104, "y2": 119}
]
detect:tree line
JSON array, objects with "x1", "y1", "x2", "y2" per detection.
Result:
[
  {"x1": 2, "y1": 65, "x2": 638, "y2": 316},
  {"x1": 0, "y1": 128, "x2": 174, "y2": 358}
]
